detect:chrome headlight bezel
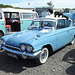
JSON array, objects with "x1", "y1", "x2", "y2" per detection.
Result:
[
  {"x1": 26, "y1": 45, "x2": 33, "y2": 52},
  {"x1": 0, "y1": 39, "x2": 5, "y2": 45},
  {"x1": 20, "y1": 44, "x2": 33, "y2": 52},
  {"x1": 20, "y1": 44, "x2": 26, "y2": 51}
]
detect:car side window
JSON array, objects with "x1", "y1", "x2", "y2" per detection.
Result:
[
  {"x1": 65, "y1": 20, "x2": 71, "y2": 27},
  {"x1": 0, "y1": 12, "x2": 2, "y2": 19},
  {"x1": 57, "y1": 19, "x2": 65, "y2": 29},
  {"x1": 20, "y1": 13, "x2": 36, "y2": 19}
]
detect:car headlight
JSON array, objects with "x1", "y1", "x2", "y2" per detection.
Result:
[
  {"x1": 26, "y1": 45, "x2": 33, "y2": 52},
  {"x1": 0, "y1": 39, "x2": 5, "y2": 45},
  {"x1": 20, "y1": 44, "x2": 26, "y2": 51}
]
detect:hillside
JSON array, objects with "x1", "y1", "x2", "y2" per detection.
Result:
[{"x1": 0, "y1": 4, "x2": 21, "y2": 9}]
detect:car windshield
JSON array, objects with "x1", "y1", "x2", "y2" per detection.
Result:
[{"x1": 29, "y1": 21, "x2": 56, "y2": 33}]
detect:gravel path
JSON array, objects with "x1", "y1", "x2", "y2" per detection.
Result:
[{"x1": 0, "y1": 40, "x2": 75, "y2": 75}]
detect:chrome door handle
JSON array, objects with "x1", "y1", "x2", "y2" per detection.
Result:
[{"x1": 1, "y1": 23, "x2": 4, "y2": 25}]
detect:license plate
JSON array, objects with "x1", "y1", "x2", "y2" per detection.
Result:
[{"x1": 7, "y1": 53, "x2": 18, "y2": 59}]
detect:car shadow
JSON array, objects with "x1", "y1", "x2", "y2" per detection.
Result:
[
  {"x1": 62, "y1": 49, "x2": 75, "y2": 75},
  {"x1": 0, "y1": 44, "x2": 72, "y2": 74},
  {"x1": 0, "y1": 50, "x2": 39, "y2": 74},
  {"x1": 0, "y1": 47, "x2": 65, "y2": 74}
]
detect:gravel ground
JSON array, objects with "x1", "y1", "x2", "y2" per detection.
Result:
[{"x1": 0, "y1": 40, "x2": 75, "y2": 75}]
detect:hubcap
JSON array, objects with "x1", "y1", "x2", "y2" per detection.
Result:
[
  {"x1": 71, "y1": 39, "x2": 74, "y2": 44},
  {"x1": 40, "y1": 48, "x2": 48, "y2": 63}
]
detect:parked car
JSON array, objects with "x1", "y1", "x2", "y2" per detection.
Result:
[
  {"x1": 0, "y1": 8, "x2": 38, "y2": 37},
  {"x1": 0, "y1": 16, "x2": 75, "y2": 64}
]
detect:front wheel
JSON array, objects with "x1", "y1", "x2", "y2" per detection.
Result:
[
  {"x1": 35, "y1": 47, "x2": 49, "y2": 64},
  {"x1": 70, "y1": 37, "x2": 74, "y2": 45}
]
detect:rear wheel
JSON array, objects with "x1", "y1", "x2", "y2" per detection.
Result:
[
  {"x1": 70, "y1": 37, "x2": 74, "y2": 45},
  {"x1": 35, "y1": 47, "x2": 49, "y2": 64}
]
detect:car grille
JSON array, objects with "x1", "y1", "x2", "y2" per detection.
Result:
[{"x1": 4, "y1": 45, "x2": 21, "y2": 51}]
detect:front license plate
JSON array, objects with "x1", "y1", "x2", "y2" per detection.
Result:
[{"x1": 7, "y1": 53, "x2": 18, "y2": 59}]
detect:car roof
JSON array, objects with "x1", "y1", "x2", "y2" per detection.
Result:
[
  {"x1": 0, "y1": 8, "x2": 37, "y2": 13},
  {"x1": 33, "y1": 17, "x2": 67, "y2": 22}
]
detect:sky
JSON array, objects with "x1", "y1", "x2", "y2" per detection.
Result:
[{"x1": 0, "y1": 0, "x2": 75, "y2": 9}]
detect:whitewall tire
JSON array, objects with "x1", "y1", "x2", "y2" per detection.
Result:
[
  {"x1": 35, "y1": 47, "x2": 49, "y2": 64},
  {"x1": 70, "y1": 38, "x2": 74, "y2": 45}
]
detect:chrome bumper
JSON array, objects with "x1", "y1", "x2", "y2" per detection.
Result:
[{"x1": 2, "y1": 46, "x2": 41, "y2": 57}]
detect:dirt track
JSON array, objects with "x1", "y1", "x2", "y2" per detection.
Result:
[{"x1": 0, "y1": 40, "x2": 75, "y2": 75}]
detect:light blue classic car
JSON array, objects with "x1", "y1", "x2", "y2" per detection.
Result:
[{"x1": 0, "y1": 15, "x2": 75, "y2": 64}]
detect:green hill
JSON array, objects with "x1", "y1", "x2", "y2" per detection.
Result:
[{"x1": 0, "y1": 4, "x2": 21, "y2": 9}]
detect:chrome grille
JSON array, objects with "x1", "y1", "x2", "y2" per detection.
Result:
[{"x1": 4, "y1": 44, "x2": 21, "y2": 51}]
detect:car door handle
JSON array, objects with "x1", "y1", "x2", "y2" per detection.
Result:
[{"x1": 1, "y1": 23, "x2": 4, "y2": 25}]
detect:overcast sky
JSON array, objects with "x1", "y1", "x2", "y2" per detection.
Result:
[{"x1": 0, "y1": 0, "x2": 75, "y2": 8}]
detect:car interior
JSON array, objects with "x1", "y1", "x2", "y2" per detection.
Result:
[{"x1": 4, "y1": 12, "x2": 20, "y2": 32}]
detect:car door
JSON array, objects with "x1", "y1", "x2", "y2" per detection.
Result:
[
  {"x1": 65, "y1": 19, "x2": 73, "y2": 42},
  {"x1": 20, "y1": 13, "x2": 34, "y2": 31},
  {"x1": 0, "y1": 11, "x2": 5, "y2": 34},
  {"x1": 56, "y1": 19, "x2": 70, "y2": 49}
]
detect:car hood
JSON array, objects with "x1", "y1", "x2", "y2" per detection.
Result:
[
  {"x1": 5, "y1": 30, "x2": 45, "y2": 47},
  {"x1": 63, "y1": 13, "x2": 75, "y2": 22}
]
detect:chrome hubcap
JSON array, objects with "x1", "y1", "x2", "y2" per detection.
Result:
[
  {"x1": 72, "y1": 40, "x2": 74, "y2": 44},
  {"x1": 40, "y1": 48, "x2": 48, "y2": 63}
]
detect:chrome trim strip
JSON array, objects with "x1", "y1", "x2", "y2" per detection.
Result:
[{"x1": 2, "y1": 46, "x2": 41, "y2": 57}]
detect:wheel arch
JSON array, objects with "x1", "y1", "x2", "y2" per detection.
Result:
[
  {"x1": 42, "y1": 44, "x2": 53, "y2": 56},
  {"x1": 0, "y1": 30, "x2": 4, "y2": 36}
]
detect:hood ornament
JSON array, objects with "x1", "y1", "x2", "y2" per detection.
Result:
[{"x1": 33, "y1": 34, "x2": 40, "y2": 41}]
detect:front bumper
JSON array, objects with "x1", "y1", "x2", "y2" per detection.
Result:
[{"x1": 2, "y1": 46, "x2": 41, "y2": 59}]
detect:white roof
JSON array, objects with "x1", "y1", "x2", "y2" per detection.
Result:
[
  {"x1": 46, "y1": 15, "x2": 67, "y2": 20},
  {"x1": 34, "y1": 18, "x2": 56, "y2": 22},
  {"x1": 34, "y1": 17, "x2": 67, "y2": 22},
  {"x1": 0, "y1": 8, "x2": 37, "y2": 13}
]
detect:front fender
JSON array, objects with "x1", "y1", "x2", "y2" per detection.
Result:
[{"x1": 32, "y1": 35, "x2": 57, "y2": 52}]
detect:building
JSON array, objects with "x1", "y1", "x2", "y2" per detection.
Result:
[{"x1": 35, "y1": 7, "x2": 53, "y2": 18}]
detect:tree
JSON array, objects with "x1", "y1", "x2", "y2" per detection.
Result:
[
  {"x1": 64, "y1": 8, "x2": 71, "y2": 13},
  {"x1": 47, "y1": 1, "x2": 54, "y2": 8}
]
